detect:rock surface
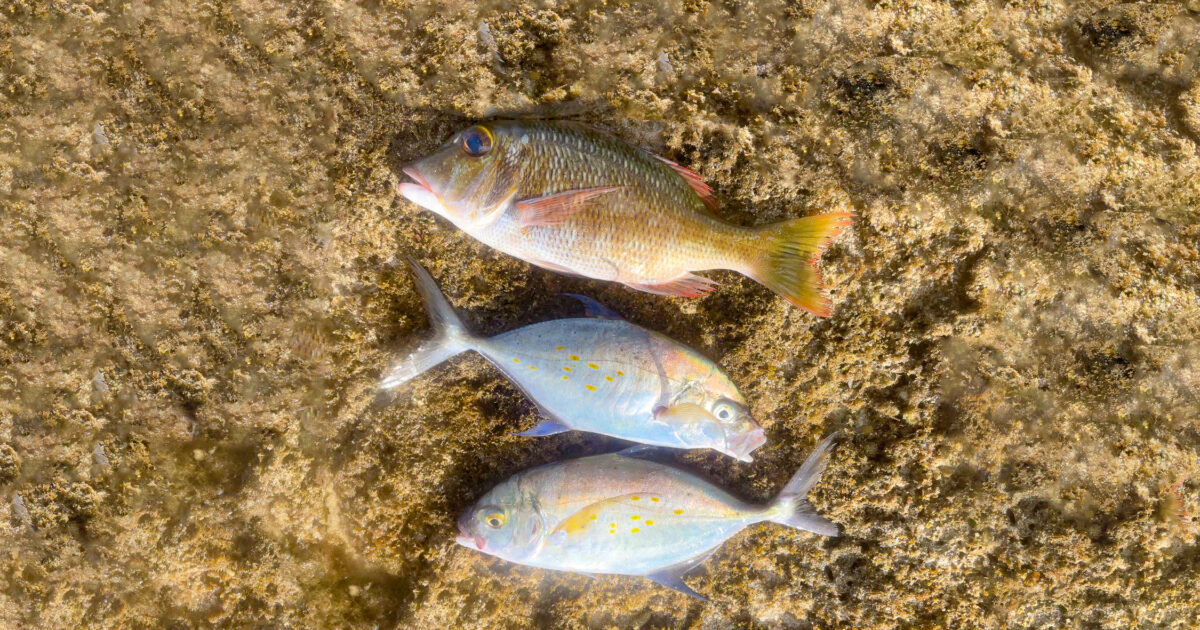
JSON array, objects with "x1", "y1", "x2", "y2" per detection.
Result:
[{"x1": 1, "y1": 1, "x2": 1198, "y2": 627}]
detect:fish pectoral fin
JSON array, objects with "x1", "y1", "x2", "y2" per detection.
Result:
[
  {"x1": 515, "y1": 186, "x2": 622, "y2": 227},
  {"x1": 526, "y1": 257, "x2": 587, "y2": 279},
  {"x1": 624, "y1": 274, "x2": 719, "y2": 298},
  {"x1": 561, "y1": 293, "x2": 624, "y2": 320},
  {"x1": 652, "y1": 154, "x2": 719, "y2": 213},
  {"x1": 515, "y1": 420, "x2": 572, "y2": 437},
  {"x1": 654, "y1": 403, "x2": 726, "y2": 447},
  {"x1": 654, "y1": 403, "x2": 718, "y2": 425}
]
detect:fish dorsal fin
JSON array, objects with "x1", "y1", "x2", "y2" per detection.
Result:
[
  {"x1": 653, "y1": 155, "x2": 718, "y2": 212},
  {"x1": 643, "y1": 547, "x2": 719, "y2": 601},
  {"x1": 515, "y1": 186, "x2": 622, "y2": 227},
  {"x1": 561, "y1": 293, "x2": 624, "y2": 320}
]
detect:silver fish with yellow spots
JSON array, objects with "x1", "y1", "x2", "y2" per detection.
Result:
[
  {"x1": 380, "y1": 260, "x2": 767, "y2": 461},
  {"x1": 456, "y1": 435, "x2": 840, "y2": 599},
  {"x1": 399, "y1": 120, "x2": 853, "y2": 316}
]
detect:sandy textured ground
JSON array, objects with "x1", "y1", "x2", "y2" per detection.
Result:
[{"x1": 2, "y1": 1, "x2": 1199, "y2": 628}]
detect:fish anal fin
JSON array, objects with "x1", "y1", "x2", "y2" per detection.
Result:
[
  {"x1": 653, "y1": 155, "x2": 718, "y2": 212},
  {"x1": 515, "y1": 419, "x2": 572, "y2": 437},
  {"x1": 643, "y1": 549, "x2": 718, "y2": 601},
  {"x1": 562, "y1": 293, "x2": 624, "y2": 320},
  {"x1": 624, "y1": 274, "x2": 718, "y2": 298},
  {"x1": 515, "y1": 186, "x2": 622, "y2": 227}
]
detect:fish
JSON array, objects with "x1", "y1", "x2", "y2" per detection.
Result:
[
  {"x1": 380, "y1": 260, "x2": 768, "y2": 461},
  {"x1": 455, "y1": 434, "x2": 840, "y2": 600},
  {"x1": 398, "y1": 120, "x2": 853, "y2": 316}
]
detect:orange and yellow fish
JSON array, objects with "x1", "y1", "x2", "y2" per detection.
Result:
[{"x1": 399, "y1": 121, "x2": 853, "y2": 316}]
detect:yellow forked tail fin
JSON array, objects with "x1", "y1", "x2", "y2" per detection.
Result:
[{"x1": 746, "y1": 212, "x2": 853, "y2": 316}]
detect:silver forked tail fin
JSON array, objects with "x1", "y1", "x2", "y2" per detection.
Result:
[
  {"x1": 766, "y1": 433, "x2": 840, "y2": 536},
  {"x1": 379, "y1": 259, "x2": 478, "y2": 390}
]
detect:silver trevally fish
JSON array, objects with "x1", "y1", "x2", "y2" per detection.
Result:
[
  {"x1": 455, "y1": 435, "x2": 840, "y2": 599},
  {"x1": 380, "y1": 260, "x2": 767, "y2": 461}
]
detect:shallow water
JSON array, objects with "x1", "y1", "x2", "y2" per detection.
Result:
[{"x1": 2, "y1": 1, "x2": 1199, "y2": 628}]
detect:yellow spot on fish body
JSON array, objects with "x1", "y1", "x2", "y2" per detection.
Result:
[
  {"x1": 585, "y1": 384, "x2": 597, "y2": 391},
  {"x1": 631, "y1": 515, "x2": 640, "y2": 520},
  {"x1": 631, "y1": 527, "x2": 640, "y2": 533},
  {"x1": 563, "y1": 366, "x2": 572, "y2": 372},
  {"x1": 605, "y1": 376, "x2": 613, "y2": 382},
  {"x1": 674, "y1": 509, "x2": 684, "y2": 515},
  {"x1": 617, "y1": 371, "x2": 625, "y2": 376},
  {"x1": 590, "y1": 515, "x2": 597, "y2": 520},
  {"x1": 512, "y1": 358, "x2": 520, "y2": 363},
  {"x1": 631, "y1": 496, "x2": 639, "y2": 501},
  {"x1": 650, "y1": 497, "x2": 659, "y2": 502},
  {"x1": 587, "y1": 363, "x2": 598, "y2": 369},
  {"x1": 562, "y1": 376, "x2": 569, "y2": 381},
  {"x1": 569, "y1": 355, "x2": 580, "y2": 361},
  {"x1": 529, "y1": 366, "x2": 537, "y2": 370},
  {"x1": 555, "y1": 345, "x2": 565, "y2": 350},
  {"x1": 646, "y1": 520, "x2": 654, "y2": 525}
]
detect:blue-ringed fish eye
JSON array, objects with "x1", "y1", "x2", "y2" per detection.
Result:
[
  {"x1": 484, "y1": 510, "x2": 506, "y2": 529},
  {"x1": 461, "y1": 126, "x2": 493, "y2": 157}
]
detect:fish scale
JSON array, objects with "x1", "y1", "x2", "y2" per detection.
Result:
[
  {"x1": 399, "y1": 120, "x2": 852, "y2": 314},
  {"x1": 381, "y1": 261, "x2": 768, "y2": 461},
  {"x1": 457, "y1": 436, "x2": 841, "y2": 599}
]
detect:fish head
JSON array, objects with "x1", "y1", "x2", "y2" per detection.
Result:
[
  {"x1": 399, "y1": 123, "x2": 525, "y2": 227},
  {"x1": 684, "y1": 369, "x2": 766, "y2": 461},
  {"x1": 455, "y1": 477, "x2": 545, "y2": 561},
  {"x1": 708, "y1": 397, "x2": 766, "y2": 462},
  {"x1": 658, "y1": 348, "x2": 767, "y2": 461}
]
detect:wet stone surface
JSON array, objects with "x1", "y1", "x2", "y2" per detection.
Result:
[{"x1": 1, "y1": 1, "x2": 1198, "y2": 628}]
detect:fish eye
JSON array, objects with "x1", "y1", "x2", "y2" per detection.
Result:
[
  {"x1": 712, "y1": 400, "x2": 737, "y2": 421},
  {"x1": 461, "y1": 126, "x2": 493, "y2": 157},
  {"x1": 483, "y1": 510, "x2": 506, "y2": 529}
]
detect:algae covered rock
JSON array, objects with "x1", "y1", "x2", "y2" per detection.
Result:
[{"x1": 1, "y1": 0, "x2": 1198, "y2": 628}]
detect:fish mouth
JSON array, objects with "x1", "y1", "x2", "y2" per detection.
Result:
[
  {"x1": 726, "y1": 427, "x2": 767, "y2": 462},
  {"x1": 455, "y1": 518, "x2": 486, "y2": 550},
  {"x1": 398, "y1": 164, "x2": 446, "y2": 213},
  {"x1": 402, "y1": 165, "x2": 432, "y2": 192},
  {"x1": 455, "y1": 533, "x2": 486, "y2": 550}
]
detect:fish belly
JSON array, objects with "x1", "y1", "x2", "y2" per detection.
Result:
[
  {"x1": 482, "y1": 320, "x2": 662, "y2": 434},
  {"x1": 540, "y1": 513, "x2": 746, "y2": 576},
  {"x1": 523, "y1": 455, "x2": 760, "y2": 575},
  {"x1": 475, "y1": 206, "x2": 734, "y2": 284}
]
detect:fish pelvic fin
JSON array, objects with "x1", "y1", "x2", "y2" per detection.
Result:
[
  {"x1": 766, "y1": 433, "x2": 840, "y2": 537},
  {"x1": 379, "y1": 259, "x2": 478, "y2": 390},
  {"x1": 744, "y1": 212, "x2": 853, "y2": 317},
  {"x1": 623, "y1": 273, "x2": 719, "y2": 298}
]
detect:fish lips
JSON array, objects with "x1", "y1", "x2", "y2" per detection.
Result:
[
  {"x1": 455, "y1": 533, "x2": 486, "y2": 551},
  {"x1": 726, "y1": 426, "x2": 767, "y2": 462},
  {"x1": 398, "y1": 165, "x2": 446, "y2": 213},
  {"x1": 455, "y1": 514, "x2": 487, "y2": 551}
]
